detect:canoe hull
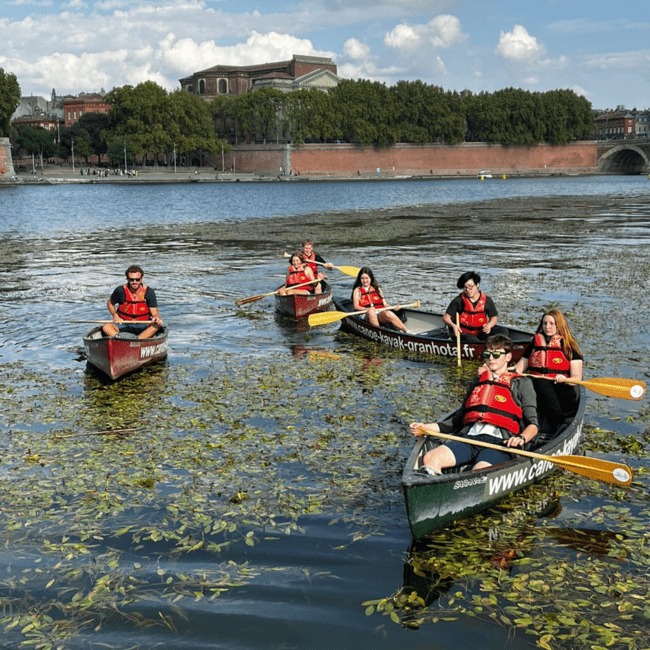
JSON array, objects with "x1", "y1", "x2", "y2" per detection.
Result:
[
  {"x1": 83, "y1": 326, "x2": 169, "y2": 380},
  {"x1": 275, "y1": 281, "x2": 333, "y2": 319},
  {"x1": 402, "y1": 386, "x2": 586, "y2": 539},
  {"x1": 333, "y1": 297, "x2": 532, "y2": 362}
]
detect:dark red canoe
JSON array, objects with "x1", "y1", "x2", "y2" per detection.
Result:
[
  {"x1": 83, "y1": 326, "x2": 169, "y2": 380},
  {"x1": 274, "y1": 281, "x2": 333, "y2": 319}
]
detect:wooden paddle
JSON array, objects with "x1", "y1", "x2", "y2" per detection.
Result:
[
  {"x1": 69, "y1": 320, "x2": 155, "y2": 324},
  {"x1": 417, "y1": 429, "x2": 633, "y2": 486},
  {"x1": 308, "y1": 300, "x2": 421, "y2": 327},
  {"x1": 235, "y1": 279, "x2": 320, "y2": 306},
  {"x1": 283, "y1": 252, "x2": 359, "y2": 278},
  {"x1": 455, "y1": 313, "x2": 461, "y2": 368},
  {"x1": 522, "y1": 374, "x2": 646, "y2": 401}
]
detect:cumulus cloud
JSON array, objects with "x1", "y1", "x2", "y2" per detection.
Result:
[
  {"x1": 496, "y1": 25, "x2": 545, "y2": 62},
  {"x1": 384, "y1": 15, "x2": 467, "y2": 51},
  {"x1": 343, "y1": 38, "x2": 370, "y2": 60}
]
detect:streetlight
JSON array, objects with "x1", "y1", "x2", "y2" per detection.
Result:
[
  {"x1": 124, "y1": 140, "x2": 127, "y2": 174},
  {"x1": 173, "y1": 143, "x2": 176, "y2": 173},
  {"x1": 71, "y1": 138, "x2": 75, "y2": 173}
]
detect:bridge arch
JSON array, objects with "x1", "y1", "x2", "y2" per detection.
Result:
[{"x1": 598, "y1": 144, "x2": 650, "y2": 174}]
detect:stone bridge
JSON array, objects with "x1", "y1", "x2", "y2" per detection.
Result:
[{"x1": 598, "y1": 138, "x2": 650, "y2": 174}]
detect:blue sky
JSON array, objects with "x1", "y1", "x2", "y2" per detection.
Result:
[{"x1": 1, "y1": 0, "x2": 648, "y2": 110}]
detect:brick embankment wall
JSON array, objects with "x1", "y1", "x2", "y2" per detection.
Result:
[
  {"x1": 219, "y1": 142, "x2": 598, "y2": 177},
  {"x1": 0, "y1": 138, "x2": 16, "y2": 180}
]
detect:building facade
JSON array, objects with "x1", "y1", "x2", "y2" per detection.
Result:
[
  {"x1": 62, "y1": 93, "x2": 112, "y2": 127},
  {"x1": 180, "y1": 54, "x2": 339, "y2": 100}
]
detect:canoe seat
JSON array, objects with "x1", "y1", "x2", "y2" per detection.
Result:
[{"x1": 116, "y1": 332, "x2": 138, "y2": 339}]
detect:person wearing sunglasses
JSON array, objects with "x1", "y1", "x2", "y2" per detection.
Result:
[
  {"x1": 102, "y1": 265, "x2": 163, "y2": 339},
  {"x1": 409, "y1": 335, "x2": 538, "y2": 475},
  {"x1": 442, "y1": 271, "x2": 508, "y2": 342},
  {"x1": 513, "y1": 309, "x2": 583, "y2": 437}
]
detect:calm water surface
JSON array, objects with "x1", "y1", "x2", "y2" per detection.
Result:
[{"x1": 0, "y1": 175, "x2": 649, "y2": 650}]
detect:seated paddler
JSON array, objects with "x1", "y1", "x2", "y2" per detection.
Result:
[
  {"x1": 442, "y1": 271, "x2": 509, "y2": 342},
  {"x1": 102, "y1": 265, "x2": 163, "y2": 339},
  {"x1": 277, "y1": 253, "x2": 320, "y2": 296},
  {"x1": 409, "y1": 334, "x2": 538, "y2": 475}
]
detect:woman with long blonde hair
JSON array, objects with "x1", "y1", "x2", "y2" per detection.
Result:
[{"x1": 514, "y1": 309, "x2": 583, "y2": 437}]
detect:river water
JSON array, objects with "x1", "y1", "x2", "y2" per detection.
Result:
[{"x1": 0, "y1": 175, "x2": 649, "y2": 650}]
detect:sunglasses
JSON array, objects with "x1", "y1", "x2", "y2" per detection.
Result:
[
  {"x1": 128, "y1": 277, "x2": 142, "y2": 282},
  {"x1": 482, "y1": 350, "x2": 507, "y2": 359}
]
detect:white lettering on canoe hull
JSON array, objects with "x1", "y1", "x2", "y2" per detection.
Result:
[
  {"x1": 485, "y1": 422, "x2": 583, "y2": 498},
  {"x1": 317, "y1": 295, "x2": 333, "y2": 308},
  {"x1": 346, "y1": 319, "x2": 476, "y2": 358},
  {"x1": 140, "y1": 341, "x2": 168, "y2": 359}
]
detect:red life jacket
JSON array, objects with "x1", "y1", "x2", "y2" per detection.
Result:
[
  {"x1": 299, "y1": 252, "x2": 319, "y2": 277},
  {"x1": 286, "y1": 266, "x2": 314, "y2": 292},
  {"x1": 357, "y1": 286, "x2": 385, "y2": 308},
  {"x1": 116, "y1": 283, "x2": 152, "y2": 321},
  {"x1": 458, "y1": 292, "x2": 488, "y2": 334},
  {"x1": 462, "y1": 372, "x2": 523, "y2": 435},
  {"x1": 528, "y1": 333, "x2": 571, "y2": 377}
]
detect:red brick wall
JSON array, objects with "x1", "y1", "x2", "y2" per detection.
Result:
[
  {"x1": 218, "y1": 142, "x2": 598, "y2": 176},
  {"x1": 291, "y1": 142, "x2": 598, "y2": 176}
]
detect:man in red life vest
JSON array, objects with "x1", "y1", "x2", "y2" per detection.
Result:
[
  {"x1": 409, "y1": 335, "x2": 538, "y2": 474},
  {"x1": 298, "y1": 239, "x2": 333, "y2": 291},
  {"x1": 443, "y1": 271, "x2": 509, "y2": 342},
  {"x1": 102, "y1": 265, "x2": 163, "y2": 339}
]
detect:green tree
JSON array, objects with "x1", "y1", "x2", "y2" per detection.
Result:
[
  {"x1": 0, "y1": 68, "x2": 20, "y2": 137},
  {"x1": 167, "y1": 90, "x2": 223, "y2": 166},
  {"x1": 77, "y1": 112, "x2": 110, "y2": 157},
  {"x1": 104, "y1": 81, "x2": 171, "y2": 166},
  {"x1": 14, "y1": 125, "x2": 57, "y2": 169},
  {"x1": 59, "y1": 124, "x2": 93, "y2": 162},
  {"x1": 285, "y1": 88, "x2": 339, "y2": 144},
  {"x1": 331, "y1": 79, "x2": 397, "y2": 147}
]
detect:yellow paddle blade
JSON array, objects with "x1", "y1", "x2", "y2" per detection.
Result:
[
  {"x1": 553, "y1": 455, "x2": 633, "y2": 486},
  {"x1": 308, "y1": 310, "x2": 349, "y2": 327},
  {"x1": 572, "y1": 377, "x2": 646, "y2": 400},
  {"x1": 335, "y1": 265, "x2": 360, "y2": 277}
]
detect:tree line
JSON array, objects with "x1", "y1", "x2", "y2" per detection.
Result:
[
  {"x1": 1, "y1": 71, "x2": 595, "y2": 169},
  {"x1": 211, "y1": 80, "x2": 594, "y2": 147}
]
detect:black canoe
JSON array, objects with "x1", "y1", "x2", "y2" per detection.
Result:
[
  {"x1": 332, "y1": 297, "x2": 533, "y2": 362},
  {"x1": 402, "y1": 385, "x2": 586, "y2": 539}
]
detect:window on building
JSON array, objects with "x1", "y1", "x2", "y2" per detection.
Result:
[
  {"x1": 199, "y1": 79, "x2": 205, "y2": 95},
  {"x1": 219, "y1": 79, "x2": 227, "y2": 94}
]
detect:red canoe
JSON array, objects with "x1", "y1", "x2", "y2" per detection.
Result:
[
  {"x1": 274, "y1": 281, "x2": 333, "y2": 319},
  {"x1": 83, "y1": 326, "x2": 169, "y2": 380}
]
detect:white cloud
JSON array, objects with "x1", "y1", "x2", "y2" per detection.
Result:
[
  {"x1": 496, "y1": 24, "x2": 545, "y2": 62},
  {"x1": 343, "y1": 38, "x2": 370, "y2": 61},
  {"x1": 384, "y1": 15, "x2": 467, "y2": 51}
]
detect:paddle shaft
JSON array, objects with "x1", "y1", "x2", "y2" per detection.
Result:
[
  {"x1": 283, "y1": 252, "x2": 359, "y2": 277},
  {"x1": 70, "y1": 320, "x2": 155, "y2": 324},
  {"x1": 308, "y1": 300, "x2": 420, "y2": 327},
  {"x1": 521, "y1": 374, "x2": 646, "y2": 400},
  {"x1": 235, "y1": 278, "x2": 320, "y2": 305},
  {"x1": 455, "y1": 313, "x2": 461, "y2": 368},
  {"x1": 418, "y1": 429, "x2": 632, "y2": 485}
]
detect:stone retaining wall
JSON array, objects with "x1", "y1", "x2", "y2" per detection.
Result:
[{"x1": 0, "y1": 138, "x2": 15, "y2": 180}]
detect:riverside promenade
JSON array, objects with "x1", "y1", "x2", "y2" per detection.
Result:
[{"x1": 2, "y1": 164, "x2": 596, "y2": 186}]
